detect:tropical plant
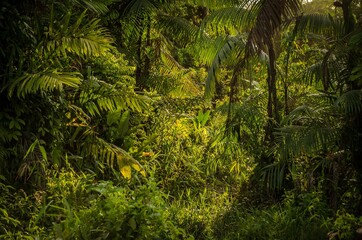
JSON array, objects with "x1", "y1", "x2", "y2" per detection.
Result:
[
  {"x1": 200, "y1": 0, "x2": 302, "y2": 142},
  {"x1": 104, "y1": 0, "x2": 200, "y2": 93},
  {"x1": 0, "y1": 0, "x2": 147, "y2": 184}
]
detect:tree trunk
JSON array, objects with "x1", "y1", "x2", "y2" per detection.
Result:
[
  {"x1": 142, "y1": 18, "x2": 152, "y2": 87},
  {"x1": 135, "y1": 30, "x2": 143, "y2": 89},
  {"x1": 265, "y1": 43, "x2": 279, "y2": 142}
]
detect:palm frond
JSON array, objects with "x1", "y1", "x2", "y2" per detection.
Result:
[
  {"x1": 200, "y1": 5, "x2": 257, "y2": 31},
  {"x1": 261, "y1": 160, "x2": 287, "y2": 190},
  {"x1": 122, "y1": 0, "x2": 159, "y2": 18},
  {"x1": 157, "y1": 15, "x2": 199, "y2": 45},
  {"x1": 46, "y1": 12, "x2": 113, "y2": 58},
  {"x1": 0, "y1": 147, "x2": 13, "y2": 162},
  {"x1": 320, "y1": 34, "x2": 351, "y2": 89},
  {"x1": 303, "y1": 53, "x2": 348, "y2": 90},
  {"x1": 205, "y1": 36, "x2": 245, "y2": 98},
  {"x1": 186, "y1": 0, "x2": 240, "y2": 9},
  {"x1": 8, "y1": 71, "x2": 82, "y2": 97},
  {"x1": 74, "y1": 0, "x2": 112, "y2": 14},
  {"x1": 303, "y1": 61, "x2": 325, "y2": 87},
  {"x1": 350, "y1": 63, "x2": 362, "y2": 85},
  {"x1": 79, "y1": 79, "x2": 149, "y2": 116},
  {"x1": 295, "y1": 13, "x2": 335, "y2": 35},
  {"x1": 335, "y1": 90, "x2": 362, "y2": 116},
  {"x1": 243, "y1": 0, "x2": 301, "y2": 52},
  {"x1": 276, "y1": 124, "x2": 339, "y2": 159},
  {"x1": 81, "y1": 130, "x2": 146, "y2": 179},
  {"x1": 276, "y1": 103, "x2": 339, "y2": 159}
]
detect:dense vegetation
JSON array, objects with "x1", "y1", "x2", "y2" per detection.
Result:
[{"x1": 1, "y1": 0, "x2": 362, "y2": 239}]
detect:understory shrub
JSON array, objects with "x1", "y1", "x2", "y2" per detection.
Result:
[
  {"x1": 53, "y1": 179, "x2": 192, "y2": 239},
  {"x1": 213, "y1": 191, "x2": 331, "y2": 240}
]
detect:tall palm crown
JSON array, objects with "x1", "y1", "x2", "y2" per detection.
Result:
[{"x1": 202, "y1": 0, "x2": 302, "y2": 142}]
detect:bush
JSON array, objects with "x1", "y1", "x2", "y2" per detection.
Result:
[
  {"x1": 53, "y1": 179, "x2": 192, "y2": 239},
  {"x1": 213, "y1": 191, "x2": 331, "y2": 240}
]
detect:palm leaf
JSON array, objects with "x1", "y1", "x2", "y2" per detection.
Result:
[
  {"x1": 187, "y1": 0, "x2": 242, "y2": 9},
  {"x1": 294, "y1": 13, "x2": 335, "y2": 35},
  {"x1": 261, "y1": 160, "x2": 287, "y2": 190},
  {"x1": 157, "y1": 15, "x2": 199, "y2": 45},
  {"x1": 200, "y1": 5, "x2": 257, "y2": 31},
  {"x1": 244, "y1": 0, "x2": 301, "y2": 52},
  {"x1": 81, "y1": 131, "x2": 146, "y2": 179},
  {"x1": 46, "y1": 13, "x2": 113, "y2": 58},
  {"x1": 205, "y1": 36, "x2": 245, "y2": 98},
  {"x1": 73, "y1": 0, "x2": 112, "y2": 14},
  {"x1": 79, "y1": 79, "x2": 149, "y2": 116},
  {"x1": 122, "y1": 0, "x2": 161, "y2": 18},
  {"x1": 8, "y1": 71, "x2": 82, "y2": 97},
  {"x1": 335, "y1": 90, "x2": 362, "y2": 116},
  {"x1": 276, "y1": 103, "x2": 340, "y2": 159}
]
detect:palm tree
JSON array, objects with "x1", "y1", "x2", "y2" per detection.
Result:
[
  {"x1": 105, "y1": 0, "x2": 199, "y2": 92},
  {"x1": 265, "y1": 0, "x2": 362, "y2": 205},
  {"x1": 201, "y1": 0, "x2": 302, "y2": 145}
]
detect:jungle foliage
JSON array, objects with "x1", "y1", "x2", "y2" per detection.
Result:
[{"x1": 0, "y1": 0, "x2": 362, "y2": 239}]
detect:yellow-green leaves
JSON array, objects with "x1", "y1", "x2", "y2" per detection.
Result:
[
  {"x1": 87, "y1": 137, "x2": 146, "y2": 180},
  {"x1": 117, "y1": 152, "x2": 147, "y2": 180}
]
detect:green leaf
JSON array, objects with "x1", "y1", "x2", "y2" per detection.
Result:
[
  {"x1": 118, "y1": 111, "x2": 130, "y2": 139},
  {"x1": 23, "y1": 139, "x2": 39, "y2": 159},
  {"x1": 39, "y1": 145, "x2": 47, "y2": 161},
  {"x1": 128, "y1": 217, "x2": 137, "y2": 231}
]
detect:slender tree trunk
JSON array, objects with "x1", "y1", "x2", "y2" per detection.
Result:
[
  {"x1": 135, "y1": 30, "x2": 143, "y2": 89},
  {"x1": 342, "y1": 0, "x2": 354, "y2": 34},
  {"x1": 143, "y1": 18, "x2": 151, "y2": 87},
  {"x1": 283, "y1": 81, "x2": 289, "y2": 115},
  {"x1": 265, "y1": 43, "x2": 279, "y2": 142}
]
